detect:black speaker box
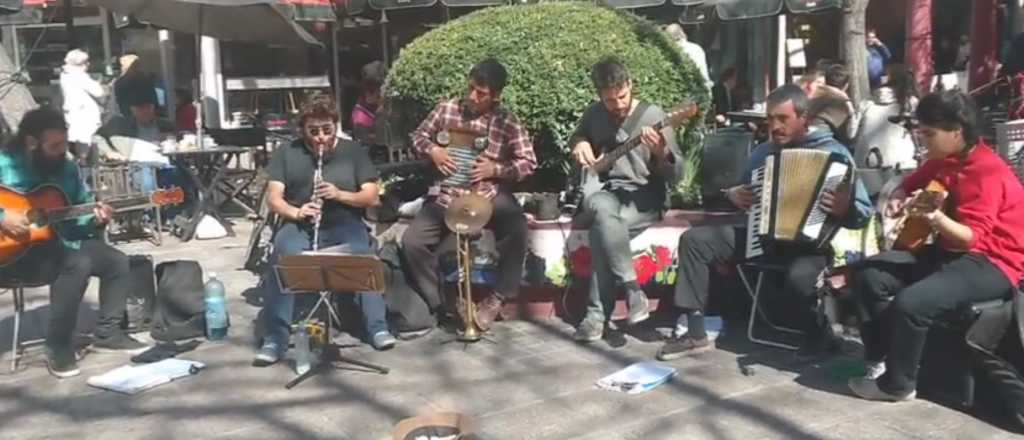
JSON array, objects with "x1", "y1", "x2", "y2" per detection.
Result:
[{"x1": 701, "y1": 128, "x2": 754, "y2": 211}]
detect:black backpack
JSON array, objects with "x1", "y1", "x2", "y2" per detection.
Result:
[{"x1": 150, "y1": 260, "x2": 206, "y2": 341}]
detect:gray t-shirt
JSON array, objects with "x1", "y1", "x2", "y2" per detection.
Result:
[
  {"x1": 267, "y1": 138, "x2": 378, "y2": 226},
  {"x1": 572, "y1": 101, "x2": 684, "y2": 206}
]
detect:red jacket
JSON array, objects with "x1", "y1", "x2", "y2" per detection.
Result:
[{"x1": 902, "y1": 142, "x2": 1024, "y2": 285}]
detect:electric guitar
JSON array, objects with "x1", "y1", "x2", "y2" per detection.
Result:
[
  {"x1": 0, "y1": 185, "x2": 185, "y2": 266},
  {"x1": 563, "y1": 100, "x2": 700, "y2": 214}
]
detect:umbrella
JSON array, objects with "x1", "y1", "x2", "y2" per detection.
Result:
[{"x1": 87, "y1": 0, "x2": 321, "y2": 46}]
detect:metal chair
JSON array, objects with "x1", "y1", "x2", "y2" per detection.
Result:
[
  {"x1": 735, "y1": 261, "x2": 805, "y2": 351},
  {"x1": 2, "y1": 278, "x2": 48, "y2": 372}
]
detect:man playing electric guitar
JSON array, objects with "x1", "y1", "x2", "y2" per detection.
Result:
[
  {"x1": 0, "y1": 108, "x2": 148, "y2": 379},
  {"x1": 570, "y1": 57, "x2": 684, "y2": 344}
]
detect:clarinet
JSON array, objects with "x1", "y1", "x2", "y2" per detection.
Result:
[{"x1": 312, "y1": 145, "x2": 324, "y2": 251}]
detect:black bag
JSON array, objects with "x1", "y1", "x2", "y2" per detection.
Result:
[
  {"x1": 124, "y1": 255, "x2": 157, "y2": 331},
  {"x1": 150, "y1": 260, "x2": 206, "y2": 341}
]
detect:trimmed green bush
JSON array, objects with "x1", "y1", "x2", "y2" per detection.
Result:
[{"x1": 384, "y1": 2, "x2": 709, "y2": 204}]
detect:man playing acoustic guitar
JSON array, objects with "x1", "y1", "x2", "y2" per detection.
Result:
[
  {"x1": 0, "y1": 108, "x2": 147, "y2": 379},
  {"x1": 570, "y1": 57, "x2": 685, "y2": 344},
  {"x1": 848, "y1": 91, "x2": 1024, "y2": 402}
]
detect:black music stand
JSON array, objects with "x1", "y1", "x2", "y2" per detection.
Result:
[{"x1": 274, "y1": 252, "x2": 390, "y2": 389}]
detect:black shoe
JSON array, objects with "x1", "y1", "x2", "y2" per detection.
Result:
[
  {"x1": 45, "y1": 348, "x2": 81, "y2": 379},
  {"x1": 92, "y1": 332, "x2": 150, "y2": 355},
  {"x1": 397, "y1": 327, "x2": 434, "y2": 341},
  {"x1": 656, "y1": 333, "x2": 715, "y2": 360}
]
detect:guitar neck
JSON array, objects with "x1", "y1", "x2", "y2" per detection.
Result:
[
  {"x1": 592, "y1": 121, "x2": 666, "y2": 174},
  {"x1": 46, "y1": 194, "x2": 154, "y2": 223}
]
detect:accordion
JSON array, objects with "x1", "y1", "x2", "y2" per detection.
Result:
[
  {"x1": 745, "y1": 148, "x2": 855, "y2": 259},
  {"x1": 439, "y1": 128, "x2": 485, "y2": 188}
]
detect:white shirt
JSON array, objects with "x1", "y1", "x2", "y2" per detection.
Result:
[
  {"x1": 678, "y1": 40, "x2": 712, "y2": 91},
  {"x1": 60, "y1": 70, "x2": 106, "y2": 144}
]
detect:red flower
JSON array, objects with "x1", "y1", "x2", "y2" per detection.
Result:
[
  {"x1": 653, "y1": 246, "x2": 672, "y2": 269},
  {"x1": 634, "y1": 254, "x2": 658, "y2": 285},
  {"x1": 569, "y1": 246, "x2": 592, "y2": 279}
]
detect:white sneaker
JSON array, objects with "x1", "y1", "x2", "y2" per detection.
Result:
[
  {"x1": 848, "y1": 377, "x2": 916, "y2": 402},
  {"x1": 865, "y1": 361, "x2": 886, "y2": 380}
]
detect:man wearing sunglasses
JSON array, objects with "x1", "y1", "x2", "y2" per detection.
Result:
[
  {"x1": 402, "y1": 58, "x2": 537, "y2": 333},
  {"x1": 253, "y1": 93, "x2": 395, "y2": 367}
]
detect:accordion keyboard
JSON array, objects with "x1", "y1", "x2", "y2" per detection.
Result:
[{"x1": 745, "y1": 163, "x2": 771, "y2": 259}]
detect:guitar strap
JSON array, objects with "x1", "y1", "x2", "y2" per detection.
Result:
[{"x1": 612, "y1": 101, "x2": 652, "y2": 153}]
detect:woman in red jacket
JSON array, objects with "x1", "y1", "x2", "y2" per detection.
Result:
[{"x1": 849, "y1": 91, "x2": 1024, "y2": 402}]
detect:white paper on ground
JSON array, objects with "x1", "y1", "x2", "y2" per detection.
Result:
[
  {"x1": 674, "y1": 315, "x2": 723, "y2": 340},
  {"x1": 87, "y1": 359, "x2": 205, "y2": 394},
  {"x1": 595, "y1": 362, "x2": 677, "y2": 394}
]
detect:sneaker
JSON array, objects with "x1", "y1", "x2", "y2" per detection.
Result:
[
  {"x1": 474, "y1": 293, "x2": 506, "y2": 332},
  {"x1": 45, "y1": 349, "x2": 80, "y2": 379},
  {"x1": 865, "y1": 361, "x2": 886, "y2": 380},
  {"x1": 91, "y1": 333, "x2": 150, "y2": 355},
  {"x1": 656, "y1": 333, "x2": 714, "y2": 360},
  {"x1": 848, "y1": 377, "x2": 916, "y2": 402},
  {"x1": 627, "y1": 290, "x2": 650, "y2": 325},
  {"x1": 397, "y1": 327, "x2": 434, "y2": 341},
  {"x1": 252, "y1": 342, "x2": 284, "y2": 367},
  {"x1": 573, "y1": 319, "x2": 604, "y2": 343},
  {"x1": 371, "y1": 331, "x2": 397, "y2": 351}
]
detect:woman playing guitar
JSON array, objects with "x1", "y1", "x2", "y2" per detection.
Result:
[{"x1": 847, "y1": 91, "x2": 1024, "y2": 402}]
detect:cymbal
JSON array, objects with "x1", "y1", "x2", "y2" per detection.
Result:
[{"x1": 444, "y1": 193, "x2": 493, "y2": 234}]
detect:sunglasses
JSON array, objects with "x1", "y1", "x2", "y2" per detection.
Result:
[{"x1": 305, "y1": 124, "x2": 336, "y2": 137}]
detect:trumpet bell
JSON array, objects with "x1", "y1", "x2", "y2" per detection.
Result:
[{"x1": 444, "y1": 193, "x2": 493, "y2": 234}]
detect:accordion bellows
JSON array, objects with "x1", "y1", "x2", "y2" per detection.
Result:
[{"x1": 747, "y1": 148, "x2": 853, "y2": 259}]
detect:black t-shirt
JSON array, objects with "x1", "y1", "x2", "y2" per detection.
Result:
[{"x1": 267, "y1": 138, "x2": 379, "y2": 226}]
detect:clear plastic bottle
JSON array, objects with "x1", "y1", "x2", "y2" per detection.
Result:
[
  {"x1": 203, "y1": 272, "x2": 229, "y2": 341},
  {"x1": 294, "y1": 324, "x2": 312, "y2": 375}
]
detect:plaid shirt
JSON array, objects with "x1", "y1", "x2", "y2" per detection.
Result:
[
  {"x1": 412, "y1": 98, "x2": 536, "y2": 207},
  {"x1": 0, "y1": 150, "x2": 97, "y2": 249}
]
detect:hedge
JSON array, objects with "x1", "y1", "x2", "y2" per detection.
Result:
[{"x1": 384, "y1": 2, "x2": 709, "y2": 204}]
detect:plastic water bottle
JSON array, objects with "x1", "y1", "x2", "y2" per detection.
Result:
[
  {"x1": 204, "y1": 272, "x2": 229, "y2": 341},
  {"x1": 294, "y1": 324, "x2": 312, "y2": 375}
]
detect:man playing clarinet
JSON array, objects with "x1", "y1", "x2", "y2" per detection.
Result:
[
  {"x1": 254, "y1": 93, "x2": 394, "y2": 367},
  {"x1": 402, "y1": 58, "x2": 538, "y2": 333}
]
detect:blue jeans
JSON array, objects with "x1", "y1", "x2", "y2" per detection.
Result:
[{"x1": 260, "y1": 220, "x2": 388, "y2": 350}]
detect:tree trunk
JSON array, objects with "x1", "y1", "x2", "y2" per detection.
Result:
[
  {"x1": 842, "y1": 0, "x2": 871, "y2": 108},
  {"x1": 906, "y1": 0, "x2": 934, "y2": 95},
  {"x1": 0, "y1": 45, "x2": 38, "y2": 137},
  {"x1": 968, "y1": 0, "x2": 999, "y2": 91}
]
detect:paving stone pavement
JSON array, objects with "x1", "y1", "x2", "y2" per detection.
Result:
[{"x1": 0, "y1": 222, "x2": 1022, "y2": 440}]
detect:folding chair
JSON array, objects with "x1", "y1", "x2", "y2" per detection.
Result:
[
  {"x1": 2, "y1": 278, "x2": 48, "y2": 372},
  {"x1": 735, "y1": 261, "x2": 805, "y2": 351}
]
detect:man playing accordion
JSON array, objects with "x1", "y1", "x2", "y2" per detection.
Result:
[
  {"x1": 402, "y1": 58, "x2": 538, "y2": 333},
  {"x1": 658, "y1": 85, "x2": 872, "y2": 361}
]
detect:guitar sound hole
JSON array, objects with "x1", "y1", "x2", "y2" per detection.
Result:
[{"x1": 26, "y1": 210, "x2": 47, "y2": 227}]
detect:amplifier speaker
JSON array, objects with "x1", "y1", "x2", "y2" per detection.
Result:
[{"x1": 701, "y1": 128, "x2": 754, "y2": 211}]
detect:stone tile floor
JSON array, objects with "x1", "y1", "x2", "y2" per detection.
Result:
[{"x1": 0, "y1": 221, "x2": 1021, "y2": 439}]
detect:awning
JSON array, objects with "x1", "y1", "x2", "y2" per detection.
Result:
[
  {"x1": 368, "y1": 0, "x2": 435, "y2": 10},
  {"x1": 279, "y1": 0, "x2": 336, "y2": 21},
  {"x1": 675, "y1": 0, "x2": 842, "y2": 24}
]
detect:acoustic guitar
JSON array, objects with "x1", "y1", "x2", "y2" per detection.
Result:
[
  {"x1": 563, "y1": 101, "x2": 700, "y2": 214},
  {"x1": 887, "y1": 179, "x2": 948, "y2": 252},
  {"x1": 0, "y1": 185, "x2": 184, "y2": 266}
]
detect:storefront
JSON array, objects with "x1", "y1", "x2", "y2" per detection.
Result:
[{"x1": 0, "y1": 1, "x2": 121, "y2": 107}]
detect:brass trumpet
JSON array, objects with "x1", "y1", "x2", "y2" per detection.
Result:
[{"x1": 443, "y1": 193, "x2": 493, "y2": 342}]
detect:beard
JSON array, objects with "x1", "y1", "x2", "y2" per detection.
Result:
[{"x1": 30, "y1": 149, "x2": 65, "y2": 175}]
